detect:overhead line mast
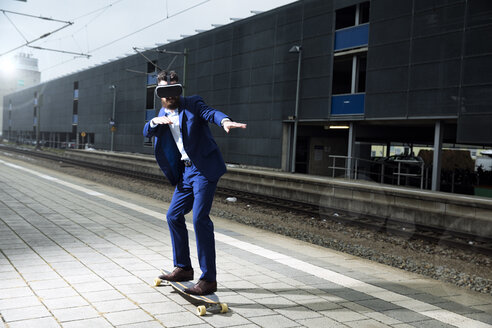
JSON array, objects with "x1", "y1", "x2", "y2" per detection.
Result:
[{"x1": 0, "y1": 9, "x2": 74, "y2": 57}]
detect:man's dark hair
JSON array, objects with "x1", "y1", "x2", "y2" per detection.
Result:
[{"x1": 157, "y1": 70, "x2": 179, "y2": 83}]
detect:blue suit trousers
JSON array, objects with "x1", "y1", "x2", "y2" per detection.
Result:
[{"x1": 166, "y1": 163, "x2": 217, "y2": 282}]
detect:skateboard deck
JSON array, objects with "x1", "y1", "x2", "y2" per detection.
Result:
[{"x1": 153, "y1": 270, "x2": 228, "y2": 316}]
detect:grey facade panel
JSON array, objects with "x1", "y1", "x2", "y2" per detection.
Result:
[
  {"x1": 412, "y1": 2, "x2": 465, "y2": 38},
  {"x1": 457, "y1": 114, "x2": 492, "y2": 145},
  {"x1": 467, "y1": 0, "x2": 492, "y2": 28},
  {"x1": 303, "y1": 12, "x2": 333, "y2": 39},
  {"x1": 462, "y1": 85, "x2": 492, "y2": 114},
  {"x1": 465, "y1": 25, "x2": 492, "y2": 56},
  {"x1": 302, "y1": 55, "x2": 331, "y2": 80},
  {"x1": 6, "y1": 90, "x2": 35, "y2": 131},
  {"x1": 276, "y1": 22, "x2": 303, "y2": 44},
  {"x1": 365, "y1": 0, "x2": 492, "y2": 126},
  {"x1": 368, "y1": 15, "x2": 412, "y2": 46},
  {"x1": 411, "y1": 32, "x2": 463, "y2": 63},
  {"x1": 408, "y1": 88, "x2": 460, "y2": 116},
  {"x1": 414, "y1": 0, "x2": 464, "y2": 12},
  {"x1": 40, "y1": 79, "x2": 73, "y2": 132},
  {"x1": 409, "y1": 60, "x2": 461, "y2": 90},
  {"x1": 463, "y1": 55, "x2": 492, "y2": 85},
  {"x1": 365, "y1": 92, "x2": 408, "y2": 118},
  {"x1": 299, "y1": 97, "x2": 330, "y2": 119},
  {"x1": 370, "y1": 0, "x2": 412, "y2": 21},
  {"x1": 366, "y1": 67, "x2": 409, "y2": 94},
  {"x1": 367, "y1": 41, "x2": 411, "y2": 69}
]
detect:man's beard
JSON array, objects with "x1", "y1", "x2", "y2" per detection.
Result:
[{"x1": 163, "y1": 97, "x2": 179, "y2": 109}]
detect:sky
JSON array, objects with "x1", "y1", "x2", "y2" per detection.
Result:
[{"x1": 1, "y1": 0, "x2": 298, "y2": 82}]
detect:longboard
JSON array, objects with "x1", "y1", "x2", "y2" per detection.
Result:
[{"x1": 154, "y1": 270, "x2": 228, "y2": 316}]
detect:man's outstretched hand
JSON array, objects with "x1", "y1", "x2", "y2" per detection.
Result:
[{"x1": 223, "y1": 121, "x2": 247, "y2": 133}]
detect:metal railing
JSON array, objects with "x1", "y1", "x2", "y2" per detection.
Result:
[{"x1": 329, "y1": 155, "x2": 426, "y2": 189}]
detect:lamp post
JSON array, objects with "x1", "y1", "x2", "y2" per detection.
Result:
[
  {"x1": 35, "y1": 92, "x2": 43, "y2": 150},
  {"x1": 35, "y1": 92, "x2": 40, "y2": 149},
  {"x1": 289, "y1": 45, "x2": 302, "y2": 173},
  {"x1": 109, "y1": 85, "x2": 116, "y2": 151}
]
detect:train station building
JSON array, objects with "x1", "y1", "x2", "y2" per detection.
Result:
[{"x1": 3, "y1": 0, "x2": 492, "y2": 194}]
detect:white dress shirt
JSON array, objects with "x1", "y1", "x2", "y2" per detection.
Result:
[{"x1": 151, "y1": 109, "x2": 189, "y2": 161}]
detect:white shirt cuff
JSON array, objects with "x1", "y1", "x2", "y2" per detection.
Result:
[{"x1": 221, "y1": 118, "x2": 231, "y2": 127}]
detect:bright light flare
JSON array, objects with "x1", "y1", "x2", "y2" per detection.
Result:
[{"x1": 0, "y1": 57, "x2": 16, "y2": 76}]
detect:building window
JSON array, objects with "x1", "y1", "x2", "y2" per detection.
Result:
[
  {"x1": 146, "y1": 61, "x2": 157, "y2": 109},
  {"x1": 8, "y1": 101, "x2": 12, "y2": 126},
  {"x1": 332, "y1": 56, "x2": 353, "y2": 94},
  {"x1": 74, "y1": 81, "x2": 79, "y2": 99},
  {"x1": 356, "y1": 55, "x2": 366, "y2": 93},
  {"x1": 144, "y1": 61, "x2": 157, "y2": 147},
  {"x1": 359, "y1": 2, "x2": 370, "y2": 25},
  {"x1": 335, "y1": 2, "x2": 370, "y2": 30},
  {"x1": 147, "y1": 61, "x2": 157, "y2": 85},
  {"x1": 336, "y1": 6, "x2": 356, "y2": 30},
  {"x1": 146, "y1": 88, "x2": 155, "y2": 109},
  {"x1": 332, "y1": 54, "x2": 366, "y2": 95}
]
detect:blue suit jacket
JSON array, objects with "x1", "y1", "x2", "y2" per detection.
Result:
[{"x1": 143, "y1": 95, "x2": 229, "y2": 186}]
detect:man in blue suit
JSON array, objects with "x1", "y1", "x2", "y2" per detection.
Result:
[{"x1": 143, "y1": 70, "x2": 246, "y2": 295}]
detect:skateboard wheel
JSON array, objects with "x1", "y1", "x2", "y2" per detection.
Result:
[
  {"x1": 154, "y1": 278, "x2": 162, "y2": 286},
  {"x1": 220, "y1": 303, "x2": 228, "y2": 313},
  {"x1": 197, "y1": 305, "x2": 207, "y2": 316}
]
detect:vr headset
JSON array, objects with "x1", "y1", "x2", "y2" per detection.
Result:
[{"x1": 155, "y1": 73, "x2": 183, "y2": 98}]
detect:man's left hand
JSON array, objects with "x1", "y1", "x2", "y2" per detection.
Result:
[{"x1": 223, "y1": 121, "x2": 247, "y2": 133}]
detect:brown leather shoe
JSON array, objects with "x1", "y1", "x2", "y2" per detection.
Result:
[
  {"x1": 184, "y1": 279, "x2": 217, "y2": 295},
  {"x1": 158, "y1": 267, "x2": 193, "y2": 282}
]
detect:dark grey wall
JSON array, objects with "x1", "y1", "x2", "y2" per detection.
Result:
[
  {"x1": 41, "y1": 78, "x2": 74, "y2": 132},
  {"x1": 75, "y1": 55, "x2": 148, "y2": 152},
  {"x1": 365, "y1": 0, "x2": 492, "y2": 146},
  {"x1": 457, "y1": 0, "x2": 492, "y2": 144},
  {"x1": 3, "y1": 87, "x2": 36, "y2": 132}
]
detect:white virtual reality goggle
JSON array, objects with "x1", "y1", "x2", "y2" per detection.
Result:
[
  {"x1": 155, "y1": 84, "x2": 183, "y2": 98},
  {"x1": 155, "y1": 73, "x2": 183, "y2": 98}
]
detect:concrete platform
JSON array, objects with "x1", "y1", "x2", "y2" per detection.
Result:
[{"x1": 1, "y1": 154, "x2": 491, "y2": 328}]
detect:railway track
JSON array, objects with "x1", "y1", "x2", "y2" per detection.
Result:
[{"x1": 2, "y1": 145, "x2": 491, "y2": 256}]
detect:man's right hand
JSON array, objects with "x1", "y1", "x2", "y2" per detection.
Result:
[{"x1": 151, "y1": 116, "x2": 173, "y2": 126}]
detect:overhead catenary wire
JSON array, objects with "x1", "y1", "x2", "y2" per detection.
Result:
[
  {"x1": 2, "y1": 10, "x2": 28, "y2": 42},
  {"x1": 1, "y1": 20, "x2": 74, "y2": 57},
  {"x1": 0, "y1": 8, "x2": 75, "y2": 57},
  {"x1": 0, "y1": 9, "x2": 72, "y2": 24},
  {"x1": 88, "y1": 0, "x2": 210, "y2": 54},
  {"x1": 42, "y1": 0, "x2": 211, "y2": 73},
  {"x1": 40, "y1": 0, "x2": 126, "y2": 47},
  {"x1": 132, "y1": 47, "x2": 163, "y2": 71},
  {"x1": 72, "y1": 0, "x2": 126, "y2": 21},
  {"x1": 27, "y1": 45, "x2": 90, "y2": 58},
  {"x1": 1, "y1": 1, "x2": 125, "y2": 59}
]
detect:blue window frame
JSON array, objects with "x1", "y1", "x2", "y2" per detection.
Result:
[
  {"x1": 334, "y1": 24, "x2": 369, "y2": 51},
  {"x1": 331, "y1": 94, "x2": 365, "y2": 115}
]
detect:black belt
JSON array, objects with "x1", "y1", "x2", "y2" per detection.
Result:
[{"x1": 183, "y1": 159, "x2": 192, "y2": 167}]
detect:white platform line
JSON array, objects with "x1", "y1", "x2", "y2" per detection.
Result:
[{"x1": 1, "y1": 159, "x2": 490, "y2": 328}]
